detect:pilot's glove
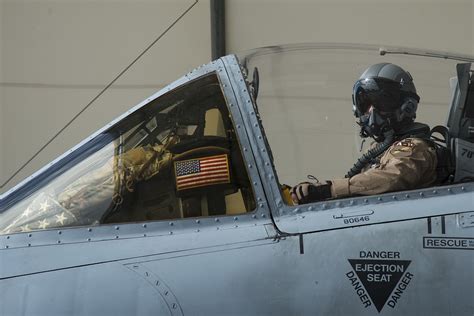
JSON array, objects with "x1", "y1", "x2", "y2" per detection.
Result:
[{"x1": 290, "y1": 181, "x2": 332, "y2": 204}]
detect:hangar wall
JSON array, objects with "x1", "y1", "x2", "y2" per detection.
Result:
[
  {"x1": 0, "y1": 0, "x2": 211, "y2": 193},
  {"x1": 0, "y1": 0, "x2": 473, "y2": 193},
  {"x1": 226, "y1": 0, "x2": 473, "y2": 55}
]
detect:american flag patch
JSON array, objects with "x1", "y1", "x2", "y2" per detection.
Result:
[{"x1": 174, "y1": 154, "x2": 230, "y2": 191}]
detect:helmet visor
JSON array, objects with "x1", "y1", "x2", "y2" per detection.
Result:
[{"x1": 352, "y1": 78, "x2": 402, "y2": 116}]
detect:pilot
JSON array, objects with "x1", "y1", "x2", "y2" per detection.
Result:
[{"x1": 290, "y1": 63, "x2": 438, "y2": 204}]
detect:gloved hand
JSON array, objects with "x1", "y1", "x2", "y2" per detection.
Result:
[{"x1": 290, "y1": 181, "x2": 332, "y2": 205}]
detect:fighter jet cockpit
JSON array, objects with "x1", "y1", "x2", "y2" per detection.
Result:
[
  {"x1": 1, "y1": 44, "x2": 473, "y2": 236},
  {"x1": 239, "y1": 44, "x2": 474, "y2": 207},
  {"x1": 0, "y1": 44, "x2": 473, "y2": 316},
  {"x1": 0, "y1": 74, "x2": 255, "y2": 234}
]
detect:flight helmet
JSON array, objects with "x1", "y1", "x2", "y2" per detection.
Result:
[{"x1": 352, "y1": 63, "x2": 420, "y2": 141}]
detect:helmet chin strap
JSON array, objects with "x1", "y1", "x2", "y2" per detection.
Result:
[{"x1": 398, "y1": 97, "x2": 418, "y2": 122}]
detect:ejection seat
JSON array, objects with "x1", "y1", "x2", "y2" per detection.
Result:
[{"x1": 443, "y1": 63, "x2": 474, "y2": 183}]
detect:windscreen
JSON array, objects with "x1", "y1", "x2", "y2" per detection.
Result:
[{"x1": 240, "y1": 44, "x2": 464, "y2": 187}]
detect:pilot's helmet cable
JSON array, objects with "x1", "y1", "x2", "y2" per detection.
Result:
[{"x1": 0, "y1": 0, "x2": 199, "y2": 190}]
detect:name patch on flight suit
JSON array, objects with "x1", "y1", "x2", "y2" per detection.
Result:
[{"x1": 390, "y1": 140, "x2": 415, "y2": 157}]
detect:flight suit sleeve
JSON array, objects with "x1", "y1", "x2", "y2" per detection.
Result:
[{"x1": 330, "y1": 138, "x2": 437, "y2": 198}]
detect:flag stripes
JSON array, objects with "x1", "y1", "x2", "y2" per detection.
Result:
[{"x1": 175, "y1": 154, "x2": 230, "y2": 190}]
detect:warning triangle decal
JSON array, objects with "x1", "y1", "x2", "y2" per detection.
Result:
[{"x1": 348, "y1": 259, "x2": 411, "y2": 312}]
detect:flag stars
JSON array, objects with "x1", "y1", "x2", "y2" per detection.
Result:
[
  {"x1": 55, "y1": 213, "x2": 67, "y2": 225},
  {"x1": 39, "y1": 200, "x2": 50, "y2": 212},
  {"x1": 22, "y1": 207, "x2": 32, "y2": 217},
  {"x1": 38, "y1": 219, "x2": 50, "y2": 230},
  {"x1": 20, "y1": 225, "x2": 31, "y2": 232}
]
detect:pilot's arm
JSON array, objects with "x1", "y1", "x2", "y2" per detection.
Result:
[
  {"x1": 331, "y1": 138, "x2": 437, "y2": 198},
  {"x1": 291, "y1": 138, "x2": 437, "y2": 204}
]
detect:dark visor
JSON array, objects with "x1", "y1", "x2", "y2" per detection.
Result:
[{"x1": 352, "y1": 78, "x2": 402, "y2": 116}]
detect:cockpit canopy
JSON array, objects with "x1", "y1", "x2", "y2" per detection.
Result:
[{"x1": 0, "y1": 73, "x2": 255, "y2": 234}]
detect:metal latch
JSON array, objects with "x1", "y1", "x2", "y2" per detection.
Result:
[{"x1": 459, "y1": 212, "x2": 474, "y2": 228}]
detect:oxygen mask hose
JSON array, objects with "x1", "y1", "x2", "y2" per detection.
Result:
[{"x1": 345, "y1": 130, "x2": 395, "y2": 178}]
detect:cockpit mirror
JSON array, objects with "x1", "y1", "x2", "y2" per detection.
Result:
[{"x1": 250, "y1": 67, "x2": 260, "y2": 101}]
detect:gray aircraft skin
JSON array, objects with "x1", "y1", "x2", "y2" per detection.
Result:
[{"x1": 0, "y1": 44, "x2": 473, "y2": 316}]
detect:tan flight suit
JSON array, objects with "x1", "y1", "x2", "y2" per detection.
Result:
[{"x1": 330, "y1": 138, "x2": 438, "y2": 198}]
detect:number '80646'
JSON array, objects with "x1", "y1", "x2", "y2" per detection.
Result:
[{"x1": 344, "y1": 216, "x2": 370, "y2": 225}]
